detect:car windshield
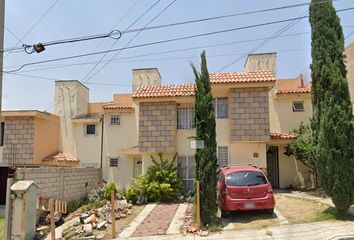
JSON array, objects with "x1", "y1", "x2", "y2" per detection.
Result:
[{"x1": 226, "y1": 171, "x2": 267, "y2": 186}]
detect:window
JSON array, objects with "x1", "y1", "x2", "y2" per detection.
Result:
[
  {"x1": 177, "y1": 156, "x2": 196, "y2": 191},
  {"x1": 218, "y1": 146, "x2": 229, "y2": 167},
  {"x1": 86, "y1": 124, "x2": 96, "y2": 135},
  {"x1": 292, "y1": 102, "x2": 304, "y2": 112},
  {"x1": 110, "y1": 115, "x2": 120, "y2": 125},
  {"x1": 216, "y1": 97, "x2": 228, "y2": 118},
  {"x1": 226, "y1": 171, "x2": 267, "y2": 186},
  {"x1": 0, "y1": 122, "x2": 4, "y2": 146},
  {"x1": 177, "y1": 107, "x2": 196, "y2": 129},
  {"x1": 110, "y1": 158, "x2": 119, "y2": 167}
]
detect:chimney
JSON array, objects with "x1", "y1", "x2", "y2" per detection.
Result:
[
  {"x1": 300, "y1": 74, "x2": 304, "y2": 88},
  {"x1": 132, "y1": 68, "x2": 161, "y2": 92},
  {"x1": 244, "y1": 53, "x2": 277, "y2": 76}
]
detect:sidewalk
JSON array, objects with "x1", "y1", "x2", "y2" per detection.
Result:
[{"x1": 120, "y1": 221, "x2": 354, "y2": 240}]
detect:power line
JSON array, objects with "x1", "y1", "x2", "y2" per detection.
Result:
[
  {"x1": 2, "y1": 0, "x2": 338, "y2": 54},
  {"x1": 216, "y1": 9, "x2": 308, "y2": 72},
  {"x1": 4, "y1": 0, "x2": 59, "y2": 57},
  {"x1": 8, "y1": 48, "x2": 310, "y2": 74},
  {"x1": 4, "y1": 26, "x2": 24, "y2": 44},
  {"x1": 4, "y1": 6, "x2": 354, "y2": 74},
  {"x1": 80, "y1": 0, "x2": 163, "y2": 82},
  {"x1": 83, "y1": 0, "x2": 178, "y2": 82},
  {"x1": 72, "y1": 0, "x2": 142, "y2": 79}
]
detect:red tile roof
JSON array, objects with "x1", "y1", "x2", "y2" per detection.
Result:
[
  {"x1": 276, "y1": 88, "x2": 311, "y2": 94},
  {"x1": 209, "y1": 71, "x2": 276, "y2": 84},
  {"x1": 43, "y1": 152, "x2": 79, "y2": 162},
  {"x1": 270, "y1": 133, "x2": 296, "y2": 140},
  {"x1": 103, "y1": 102, "x2": 134, "y2": 109},
  {"x1": 133, "y1": 83, "x2": 195, "y2": 98}
]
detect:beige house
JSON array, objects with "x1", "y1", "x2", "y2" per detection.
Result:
[
  {"x1": 0, "y1": 110, "x2": 78, "y2": 167},
  {"x1": 54, "y1": 53, "x2": 315, "y2": 190}
]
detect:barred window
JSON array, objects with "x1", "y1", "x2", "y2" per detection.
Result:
[
  {"x1": 218, "y1": 146, "x2": 229, "y2": 167},
  {"x1": 110, "y1": 115, "x2": 120, "y2": 125},
  {"x1": 110, "y1": 158, "x2": 119, "y2": 167},
  {"x1": 177, "y1": 156, "x2": 196, "y2": 191},
  {"x1": 177, "y1": 107, "x2": 196, "y2": 129},
  {"x1": 216, "y1": 97, "x2": 228, "y2": 118},
  {"x1": 292, "y1": 102, "x2": 305, "y2": 112},
  {"x1": 86, "y1": 124, "x2": 96, "y2": 135}
]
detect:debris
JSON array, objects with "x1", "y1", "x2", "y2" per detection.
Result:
[
  {"x1": 97, "y1": 221, "x2": 107, "y2": 230},
  {"x1": 36, "y1": 226, "x2": 49, "y2": 231},
  {"x1": 84, "y1": 213, "x2": 98, "y2": 224},
  {"x1": 83, "y1": 224, "x2": 93, "y2": 236},
  {"x1": 80, "y1": 213, "x2": 92, "y2": 224},
  {"x1": 199, "y1": 230, "x2": 209, "y2": 237},
  {"x1": 96, "y1": 233, "x2": 105, "y2": 239},
  {"x1": 119, "y1": 213, "x2": 127, "y2": 218}
]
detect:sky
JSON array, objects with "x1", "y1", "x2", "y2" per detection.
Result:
[{"x1": 2, "y1": 0, "x2": 354, "y2": 112}]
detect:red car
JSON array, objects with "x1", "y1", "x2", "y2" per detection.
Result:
[{"x1": 216, "y1": 166, "x2": 275, "y2": 217}]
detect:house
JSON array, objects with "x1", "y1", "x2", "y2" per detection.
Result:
[
  {"x1": 54, "y1": 53, "x2": 314, "y2": 190},
  {"x1": 345, "y1": 41, "x2": 354, "y2": 111},
  {"x1": 0, "y1": 110, "x2": 78, "y2": 167}
]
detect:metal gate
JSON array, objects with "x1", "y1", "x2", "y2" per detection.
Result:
[
  {"x1": 0, "y1": 167, "x2": 15, "y2": 205},
  {"x1": 266, "y1": 146, "x2": 279, "y2": 189}
]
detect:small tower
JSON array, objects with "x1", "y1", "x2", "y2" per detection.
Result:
[{"x1": 132, "y1": 68, "x2": 161, "y2": 92}]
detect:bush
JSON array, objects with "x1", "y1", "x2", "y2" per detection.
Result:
[
  {"x1": 104, "y1": 182, "x2": 118, "y2": 200},
  {"x1": 67, "y1": 195, "x2": 89, "y2": 213},
  {"x1": 126, "y1": 153, "x2": 183, "y2": 204}
]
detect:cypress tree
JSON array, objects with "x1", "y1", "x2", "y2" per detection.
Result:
[
  {"x1": 309, "y1": 0, "x2": 354, "y2": 216},
  {"x1": 191, "y1": 51, "x2": 218, "y2": 225}
]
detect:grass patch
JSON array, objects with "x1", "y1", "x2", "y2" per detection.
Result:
[
  {"x1": 275, "y1": 194, "x2": 339, "y2": 224},
  {"x1": 222, "y1": 210, "x2": 278, "y2": 230},
  {"x1": 315, "y1": 207, "x2": 354, "y2": 221},
  {"x1": 0, "y1": 218, "x2": 4, "y2": 239}
]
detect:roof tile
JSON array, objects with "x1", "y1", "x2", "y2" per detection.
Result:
[
  {"x1": 43, "y1": 152, "x2": 79, "y2": 162},
  {"x1": 103, "y1": 102, "x2": 134, "y2": 109},
  {"x1": 133, "y1": 83, "x2": 195, "y2": 98},
  {"x1": 209, "y1": 71, "x2": 276, "y2": 84},
  {"x1": 270, "y1": 132, "x2": 296, "y2": 139}
]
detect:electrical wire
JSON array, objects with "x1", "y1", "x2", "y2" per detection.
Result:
[
  {"x1": 4, "y1": 5, "x2": 354, "y2": 74},
  {"x1": 1, "y1": 0, "x2": 339, "y2": 54},
  {"x1": 4, "y1": 0, "x2": 59, "y2": 57},
  {"x1": 72, "y1": 0, "x2": 142, "y2": 79},
  {"x1": 79, "y1": 0, "x2": 163, "y2": 82},
  {"x1": 83, "y1": 0, "x2": 178, "y2": 82},
  {"x1": 4, "y1": 26, "x2": 24, "y2": 45},
  {"x1": 216, "y1": 10, "x2": 308, "y2": 72}
]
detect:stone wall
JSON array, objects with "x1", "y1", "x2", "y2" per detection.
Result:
[
  {"x1": 15, "y1": 167, "x2": 101, "y2": 201},
  {"x1": 2, "y1": 117, "x2": 35, "y2": 165},
  {"x1": 139, "y1": 101, "x2": 176, "y2": 152},
  {"x1": 229, "y1": 87, "x2": 270, "y2": 141}
]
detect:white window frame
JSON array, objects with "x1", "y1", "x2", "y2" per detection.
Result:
[
  {"x1": 216, "y1": 97, "x2": 228, "y2": 119},
  {"x1": 177, "y1": 107, "x2": 196, "y2": 130},
  {"x1": 85, "y1": 124, "x2": 96, "y2": 135},
  {"x1": 292, "y1": 101, "x2": 305, "y2": 112},
  {"x1": 217, "y1": 146, "x2": 229, "y2": 167},
  {"x1": 110, "y1": 115, "x2": 120, "y2": 125},
  {"x1": 110, "y1": 158, "x2": 119, "y2": 167},
  {"x1": 177, "y1": 156, "x2": 196, "y2": 191}
]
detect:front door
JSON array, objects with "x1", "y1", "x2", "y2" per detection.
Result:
[
  {"x1": 266, "y1": 146, "x2": 280, "y2": 189},
  {"x1": 133, "y1": 157, "x2": 142, "y2": 178}
]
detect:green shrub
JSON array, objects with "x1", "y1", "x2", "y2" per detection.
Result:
[
  {"x1": 104, "y1": 182, "x2": 118, "y2": 200},
  {"x1": 126, "y1": 153, "x2": 183, "y2": 204},
  {"x1": 67, "y1": 195, "x2": 89, "y2": 213}
]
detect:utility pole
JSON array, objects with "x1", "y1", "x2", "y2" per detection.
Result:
[{"x1": 0, "y1": 0, "x2": 4, "y2": 146}]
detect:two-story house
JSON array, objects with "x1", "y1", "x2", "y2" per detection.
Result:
[{"x1": 54, "y1": 53, "x2": 314, "y2": 190}]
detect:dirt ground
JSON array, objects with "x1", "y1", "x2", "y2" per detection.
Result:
[
  {"x1": 275, "y1": 195, "x2": 331, "y2": 223},
  {"x1": 0, "y1": 218, "x2": 4, "y2": 240}
]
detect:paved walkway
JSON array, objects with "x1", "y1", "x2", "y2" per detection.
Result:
[
  {"x1": 123, "y1": 221, "x2": 354, "y2": 240},
  {"x1": 130, "y1": 203, "x2": 180, "y2": 238}
]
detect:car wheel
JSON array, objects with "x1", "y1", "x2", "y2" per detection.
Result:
[
  {"x1": 221, "y1": 208, "x2": 230, "y2": 218},
  {"x1": 266, "y1": 208, "x2": 274, "y2": 215}
]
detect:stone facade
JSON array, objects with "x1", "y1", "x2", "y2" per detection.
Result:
[
  {"x1": 229, "y1": 87, "x2": 270, "y2": 141},
  {"x1": 139, "y1": 101, "x2": 176, "y2": 152},
  {"x1": 2, "y1": 117, "x2": 35, "y2": 165},
  {"x1": 15, "y1": 167, "x2": 101, "y2": 201}
]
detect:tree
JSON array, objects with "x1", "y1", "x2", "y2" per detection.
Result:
[
  {"x1": 309, "y1": 0, "x2": 354, "y2": 216},
  {"x1": 191, "y1": 51, "x2": 218, "y2": 226},
  {"x1": 288, "y1": 123, "x2": 315, "y2": 173}
]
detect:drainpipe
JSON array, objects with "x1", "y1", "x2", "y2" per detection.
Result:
[{"x1": 100, "y1": 114, "x2": 104, "y2": 180}]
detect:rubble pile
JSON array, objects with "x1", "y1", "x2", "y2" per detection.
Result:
[{"x1": 51, "y1": 199, "x2": 132, "y2": 239}]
